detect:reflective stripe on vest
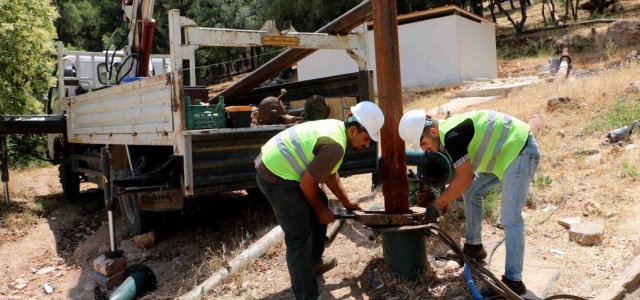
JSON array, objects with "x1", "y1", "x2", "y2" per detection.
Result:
[
  {"x1": 439, "y1": 110, "x2": 529, "y2": 180},
  {"x1": 261, "y1": 119, "x2": 347, "y2": 181}
]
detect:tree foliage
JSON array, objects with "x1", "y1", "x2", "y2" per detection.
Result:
[
  {"x1": 0, "y1": 0, "x2": 58, "y2": 168},
  {"x1": 54, "y1": 0, "x2": 121, "y2": 51},
  {"x1": 0, "y1": 0, "x2": 58, "y2": 115}
]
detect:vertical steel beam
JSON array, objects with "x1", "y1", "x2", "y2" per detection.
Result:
[{"x1": 372, "y1": 0, "x2": 409, "y2": 214}]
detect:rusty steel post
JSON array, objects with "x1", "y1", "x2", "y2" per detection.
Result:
[
  {"x1": 555, "y1": 30, "x2": 571, "y2": 80},
  {"x1": 213, "y1": 0, "x2": 373, "y2": 103},
  {"x1": 372, "y1": 0, "x2": 409, "y2": 214}
]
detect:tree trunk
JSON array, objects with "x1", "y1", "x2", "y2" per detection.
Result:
[
  {"x1": 510, "y1": 0, "x2": 516, "y2": 9},
  {"x1": 572, "y1": 0, "x2": 579, "y2": 20},
  {"x1": 471, "y1": 0, "x2": 484, "y2": 16},
  {"x1": 496, "y1": 0, "x2": 523, "y2": 36},
  {"x1": 518, "y1": 0, "x2": 528, "y2": 34},
  {"x1": 489, "y1": 0, "x2": 497, "y2": 22},
  {"x1": 542, "y1": 1, "x2": 547, "y2": 27},
  {"x1": 254, "y1": 47, "x2": 262, "y2": 68}
]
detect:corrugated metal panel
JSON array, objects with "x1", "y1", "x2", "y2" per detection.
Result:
[
  {"x1": 184, "y1": 126, "x2": 378, "y2": 196},
  {"x1": 68, "y1": 74, "x2": 174, "y2": 135}
]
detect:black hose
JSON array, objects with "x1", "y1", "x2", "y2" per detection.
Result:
[{"x1": 420, "y1": 225, "x2": 588, "y2": 300}]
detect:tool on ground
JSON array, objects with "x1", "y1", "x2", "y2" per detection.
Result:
[
  {"x1": 607, "y1": 120, "x2": 639, "y2": 143},
  {"x1": 365, "y1": 276, "x2": 384, "y2": 289}
]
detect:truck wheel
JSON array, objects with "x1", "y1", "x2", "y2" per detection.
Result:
[
  {"x1": 118, "y1": 194, "x2": 155, "y2": 236},
  {"x1": 59, "y1": 162, "x2": 81, "y2": 201}
]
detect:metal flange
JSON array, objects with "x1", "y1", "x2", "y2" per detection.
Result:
[{"x1": 335, "y1": 206, "x2": 428, "y2": 227}]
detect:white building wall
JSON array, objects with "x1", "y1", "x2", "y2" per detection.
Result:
[
  {"x1": 296, "y1": 49, "x2": 359, "y2": 81},
  {"x1": 297, "y1": 14, "x2": 496, "y2": 89},
  {"x1": 456, "y1": 17, "x2": 498, "y2": 81},
  {"x1": 411, "y1": 16, "x2": 460, "y2": 87}
]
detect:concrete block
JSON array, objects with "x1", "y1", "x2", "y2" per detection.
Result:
[
  {"x1": 93, "y1": 254, "x2": 127, "y2": 277},
  {"x1": 94, "y1": 270, "x2": 124, "y2": 290},
  {"x1": 569, "y1": 221, "x2": 604, "y2": 246},
  {"x1": 557, "y1": 217, "x2": 581, "y2": 229}
]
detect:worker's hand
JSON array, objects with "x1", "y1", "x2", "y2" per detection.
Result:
[
  {"x1": 425, "y1": 203, "x2": 444, "y2": 223},
  {"x1": 317, "y1": 207, "x2": 336, "y2": 224},
  {"x1": 341, "y1": 198, "x2": 362, "y2": 212}
]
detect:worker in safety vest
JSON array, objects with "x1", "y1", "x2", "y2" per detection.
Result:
[
  {"x1": 398, "y1": 109, "x2": 540, "y2": 297},
  {"x1": 254, "y1": 101, "x2": 384, "y2": 300}
]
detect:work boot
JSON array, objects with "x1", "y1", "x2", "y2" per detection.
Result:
[
  {"x1": 446, "y1": 243, "x2": 487, "y2": 261},
  {"x1": 314, "y1": 256, "x2": 337, "y2": 275},
  {"x1": 480, "y1": 276, "x2": 527, "y2": 297}
]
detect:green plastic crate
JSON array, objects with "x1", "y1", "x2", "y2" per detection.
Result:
[{"x1": 185, "y1": 96, "x2": 226, "y2": 130}]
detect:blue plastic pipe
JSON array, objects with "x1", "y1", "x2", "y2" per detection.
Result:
[{"x1": 464, "y1": 263, "x2": 485, "y2": 300}]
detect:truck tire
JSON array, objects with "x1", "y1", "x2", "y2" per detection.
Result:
[
  {"x1": 118, "y1": 194, "x2": 155, "y2": 236},
  {"x1": 59, "y1": 161, "x2": 81, "y2": 201}
]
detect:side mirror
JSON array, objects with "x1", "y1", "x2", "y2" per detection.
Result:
[{"x1": 97, "y1": 63, "x2": 119, "y2": 85}]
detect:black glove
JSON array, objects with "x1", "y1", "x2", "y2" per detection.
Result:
[{"x1": 425, "y1": 203, "x2": 444, "y2": 223}]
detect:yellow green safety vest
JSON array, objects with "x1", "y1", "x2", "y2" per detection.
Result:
[
  {"x1": 261, "y1": 119, "x2": 347, "y2": 181},
  {"x1": 439, "y1": 110, "x2": 530, "y2": 180}
]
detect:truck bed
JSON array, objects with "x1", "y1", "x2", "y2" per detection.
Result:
[{"x1": 183, "y1": 126, "x2": 378, "y2": 197}]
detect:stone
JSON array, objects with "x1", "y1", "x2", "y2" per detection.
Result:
[
  {"x1": 13, "y1": 283, "x2": 27, "y2": 290},
  {"x1": 569, "y1": 222, "x2": 604, "y2": 246},
  {"x1": 93, "y1": 254, "x2": 128, "y2": 277},
  {"x1": 627, "y1": 81, "x2": 640, "y2": 93},
  {"x1": 444, "y1": 260, "x2": 460, "y2": 274},
  {"x1": 604, "y1": 20, "x2": 640, "y2": 48},
  {"x1": 582, "y1": 200, "x2": 601, "y2": 216},
  {"x1": 44, "y1": 283, "x2": 53, "y2": 294},
  {"x1": 133, "y1": 231, "x2": 156, "y2": 249},
  {"x1": 36, "y1": 266, "x2": 56, "y2": 275},
  {"x1": 14, "y1": 278, "x2": 27, "y2": 285},
  {"x1": 558, "y1": 217, "x2": 581, "y2": 229}
]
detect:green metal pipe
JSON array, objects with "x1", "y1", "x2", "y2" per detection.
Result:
[
  {"x1": 372, "y1": 150, "x2": 423, "y2": 189},
  {"x1": 110, "y1": 264, "x2": 157, "y2": 300},
  {"x1": 381, "y1": 228, "x2": 427, "y2": 281}
]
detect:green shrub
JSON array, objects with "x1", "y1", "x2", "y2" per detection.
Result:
[{"x1": 582, "y1": 98, "x2": 640, "y2": 135}]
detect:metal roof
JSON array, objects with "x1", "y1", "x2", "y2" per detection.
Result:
[{"x1": 366, "y1": 5, "x2": 497, "y2": 29}]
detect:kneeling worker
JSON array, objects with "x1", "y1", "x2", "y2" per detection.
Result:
[{"x1": 255, "y1": 101, "x2": 385, "y2": 300}]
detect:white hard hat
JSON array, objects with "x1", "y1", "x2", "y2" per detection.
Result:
[
  {"x1": 399, "y1": 109, "x2": 427, "y2": 151},
  {"x1": 350, "y1": 101, "x2": 384, "y2": 142}
]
